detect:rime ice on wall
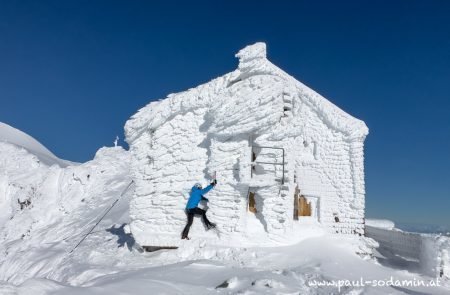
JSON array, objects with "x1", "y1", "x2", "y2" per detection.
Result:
[
  {"x1": 366, "y1": 225, "x2": 450, "y2": 279},
  {"x1": 125, "y1": 42, "x2": 369, "y2": 247}
]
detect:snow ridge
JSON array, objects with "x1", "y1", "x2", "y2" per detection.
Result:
[{"x1": 0, "y1": 122, "x2": 73, "y2": 167}]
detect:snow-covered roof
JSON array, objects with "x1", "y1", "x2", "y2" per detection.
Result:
[{"x1": 125, "y1": 43, "x2": 368, "y2": 143}]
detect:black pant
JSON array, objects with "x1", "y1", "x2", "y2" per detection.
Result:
[{"x1": 181, "y1": 207, "x2": 214, "y2": 238}]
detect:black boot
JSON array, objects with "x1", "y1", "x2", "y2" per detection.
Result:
[{"x1": 206, "y1": 222, "x2": 216, "y2": 230}]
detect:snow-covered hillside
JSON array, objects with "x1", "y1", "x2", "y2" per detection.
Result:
[
  {"x1": 0, "y1": 123, "x2": 136, "y2": 286},
  {"x1": 0, "y1": 122, "x2": 73, "y2": 167},
  {"x1": 0, "y1": 124, "x2": 449, "y2": 294}
]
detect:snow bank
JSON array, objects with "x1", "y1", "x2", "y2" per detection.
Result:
[
  {"x1": 366, "y1": 225, "x2": 450, "y2": 279},
  {"x1": 0, "y1": 139, "x2": 132, "y2": 284},
  {"x1": 421, "y1": 234, "x2": 450, "y2": 280},
  {"x1": 2, "y1": 234, "x2": 448, "y2": 294},
  {"x1": 0, "y1": 122, "x2": 73, "y2": 167},
  {"x1": 366, "y1": 219, "x2": 395, "y2": 230}
]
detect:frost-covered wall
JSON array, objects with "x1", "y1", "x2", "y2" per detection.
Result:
[
  {"x1": 125, "y1": 42, "x2": 368, "y2": 247},
  {"x1": 366, "y1": 225, "x2": 450, "y2": 279},
  {"x1": 128, "y1": 110, "x2": 211, "y2": 246},
  {"x1": 289, "y1": 97, "x2": 366, "y2": 235}
]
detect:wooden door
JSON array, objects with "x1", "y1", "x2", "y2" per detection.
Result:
[
  {"x1": 294, "y1": 187, "x2": 311, "y2": 218},
  {"x1": 248, "y1": 192, "x2": 257, "y2": 213},
  {"x1": 299, "y1": 196, "x2": 311, "y2": 216}
]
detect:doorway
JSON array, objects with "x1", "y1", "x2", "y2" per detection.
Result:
[
  {"x1": 248, "y1": 191, "x2": 257, "y2": 213},
  {"x1": 293, "y1": 187, "x2": 312, "y2": 220}
]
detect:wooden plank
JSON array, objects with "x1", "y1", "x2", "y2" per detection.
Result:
[
  {"x1": 142, "y1": 246, "x2": 178, "y2": 252},
  {"x1": 299, "y1": 195, "x2": 311, "y2": 216}
]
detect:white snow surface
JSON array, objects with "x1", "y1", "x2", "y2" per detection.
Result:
[
  {"x1": 366, "y1": 219, "x2": 395, "y2": 230},
  {"x1": 0, "y1": 122, "x2": 73, "y2": 167}
]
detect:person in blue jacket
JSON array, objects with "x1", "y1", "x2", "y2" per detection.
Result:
[{"x1": 181, "y1": 179, "x2": 217, "y2": 240}]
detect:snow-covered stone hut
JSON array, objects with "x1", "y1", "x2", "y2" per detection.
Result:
[{"x1": 125, "y1": 42, "x2": 369, "y2": 248}]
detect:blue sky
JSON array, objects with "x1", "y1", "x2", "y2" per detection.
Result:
[{"x1": 1, "y1": 1, "x2": 449, "y2": 227}]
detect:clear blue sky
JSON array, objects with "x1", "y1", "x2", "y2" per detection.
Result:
[{"x1": 1, "y1": 1, "x2": 449, "y2": 227}]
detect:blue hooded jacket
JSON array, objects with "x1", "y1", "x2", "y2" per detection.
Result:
[{"x1": 186, "y1": 184, "x2": 214, "y2": 209}]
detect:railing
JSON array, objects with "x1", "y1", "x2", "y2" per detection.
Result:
[
  {"x1": 251, "y1": 145, "x2": 285, "y2": 184},
  {"x1": 365, "y1": 225, "x2": 449, "y2": 278}
]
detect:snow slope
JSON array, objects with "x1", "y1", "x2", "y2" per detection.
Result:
[
  {"x1": 0, "y1": 144, "x2": 133, "y2": 283},
  {"x1": 1, "y1": 234, "x2": 449, "y2": 294},
  {"x1": 0, "y1": 122, "x2": 73, "y2": 167},
  {"x1": 0, "y1": 124, "x2": 135, "y2": 286}
]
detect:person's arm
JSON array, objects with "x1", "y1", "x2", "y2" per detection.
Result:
[
  {"x1": 201, "y1": 183, "x2": 214, "y2": 195},
  {"x1": 201, "y1": 196, "x2": 209, "y2": 202}
]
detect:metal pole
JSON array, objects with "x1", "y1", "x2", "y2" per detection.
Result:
[
  {"x1": 251, "y1": 146, "x2": 253, "y2": 179},
  {"x1": 255, "y1": 161, "x2": 283, "y2": 166},
  {"x1": 252, "y1": 145, "x2": 284, "y2": 150},
  {"x1": 282, "y1": 148, "x2": 285, "y2": 185},
  {"x1": 251, "y1": 145, "x2": 286, "y2": 185}
]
